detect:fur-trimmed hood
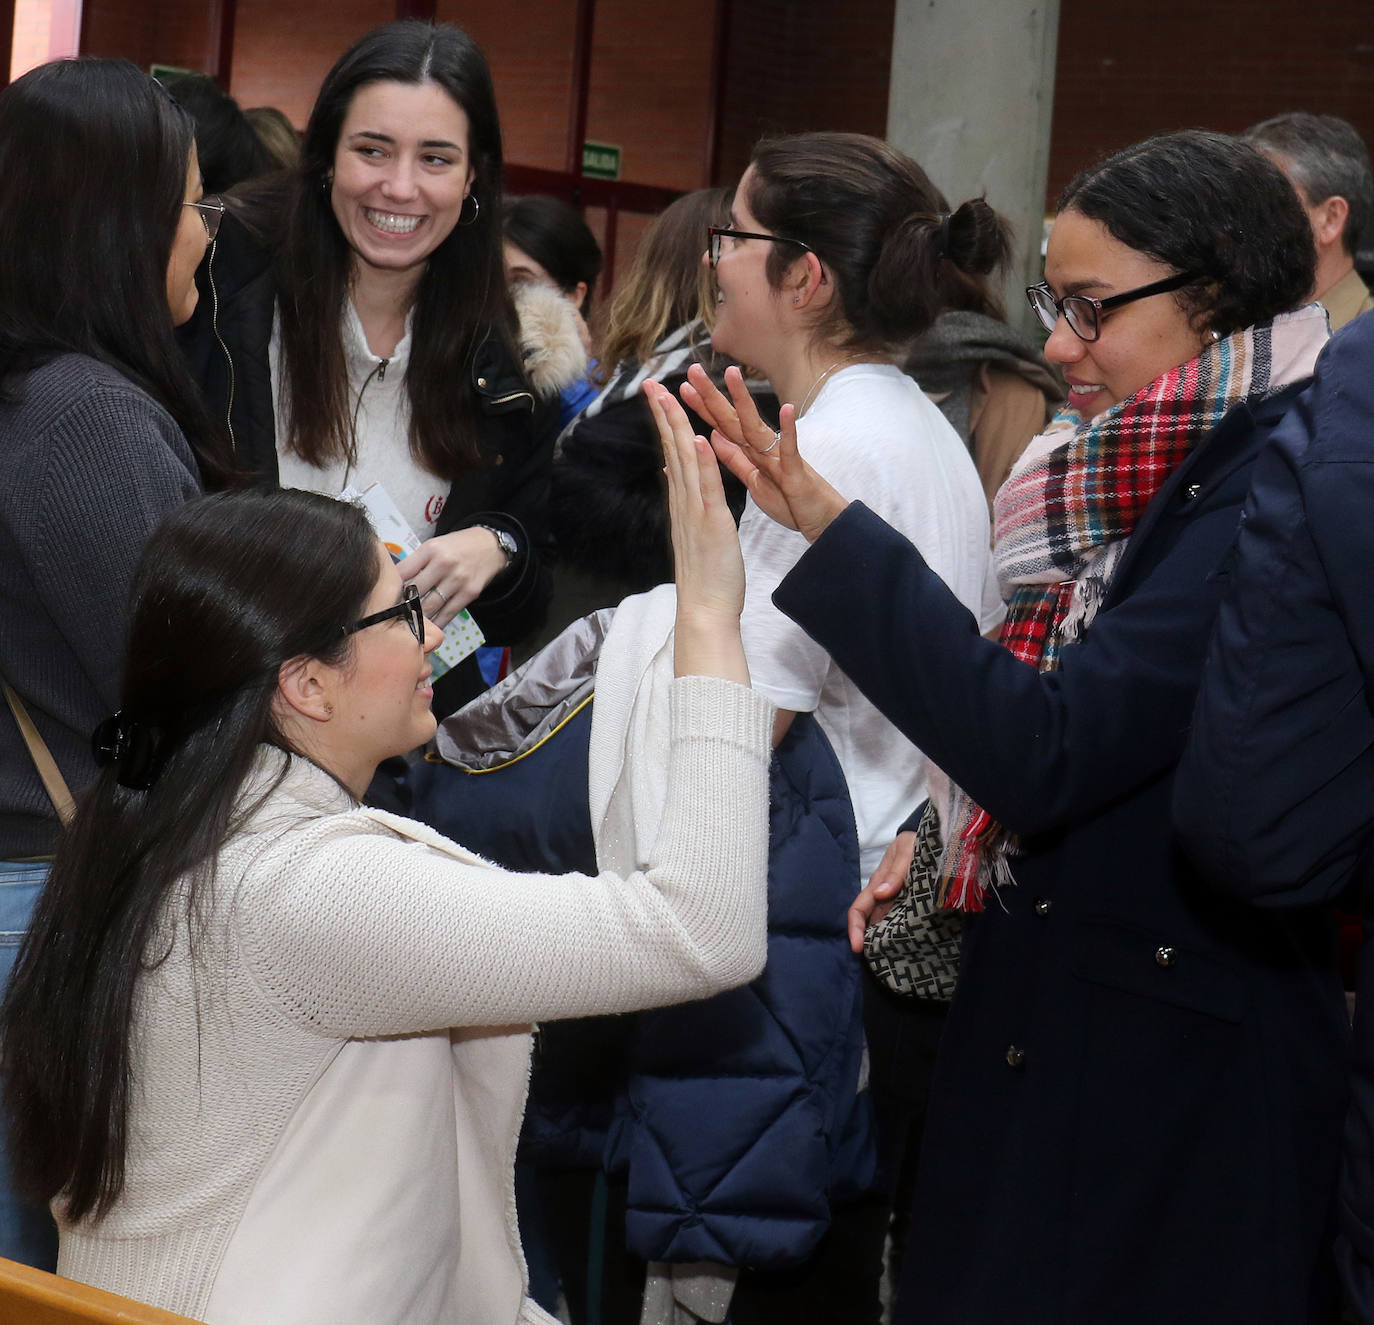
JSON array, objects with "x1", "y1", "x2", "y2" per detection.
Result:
[{"x1": 511, "y1": 280, "x2": 589, "y2": 400}]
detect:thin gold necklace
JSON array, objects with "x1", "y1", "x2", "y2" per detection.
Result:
[{"x1": 795, "y1": 353, "x2": 869, "y2": 419}]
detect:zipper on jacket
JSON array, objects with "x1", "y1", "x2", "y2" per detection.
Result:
[
  {"x1": 484, "y1": 387, "x2": 534, "y2": 411},
  {"x1": 342, "y1": 357, "x2": 389, "y2": 489}
]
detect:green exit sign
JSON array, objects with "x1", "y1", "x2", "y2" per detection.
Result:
[{"x1": 582, "y1": 141, "x2": 622, "y2": 180}]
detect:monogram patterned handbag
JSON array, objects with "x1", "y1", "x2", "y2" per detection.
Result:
[{"x1": 862, "y1": 802, "x2": 962, "y2": 1003}]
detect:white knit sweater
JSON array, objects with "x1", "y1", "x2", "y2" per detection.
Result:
[{"x1": 56, "y1": 674, "x2": 771, "y2": 1325}]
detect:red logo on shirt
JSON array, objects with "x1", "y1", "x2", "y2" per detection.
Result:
[{"x1": 426, "y1": 494, "x2": 446, "y2": 524}]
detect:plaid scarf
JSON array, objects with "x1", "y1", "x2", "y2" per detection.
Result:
[{"x1": 933, "y1": 304, "x2": 1329, "y2": 911}]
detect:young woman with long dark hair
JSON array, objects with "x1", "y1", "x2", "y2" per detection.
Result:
[
  {"x1": 0, "y1": 399, "x2": 770, "y2": 1324},
  {"x1": 183, "y1": 21, "x2": 583, "y2": 714},
  {"x1": 673, "y1": 130, "x2": 1336, "y2": 1324},
  {"x1": 0, "y1": 56, "x2": 227, "y2": 1270}
]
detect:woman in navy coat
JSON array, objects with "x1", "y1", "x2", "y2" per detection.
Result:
[{"x1": 655, "y1": 131, "x2": 1344, "y2": 1324}]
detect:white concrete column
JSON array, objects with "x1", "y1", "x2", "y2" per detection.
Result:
[{"x1": 886, "y1": 0, "x2": 1061, "y2": 334}]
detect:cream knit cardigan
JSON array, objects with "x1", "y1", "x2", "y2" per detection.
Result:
[{"x1": 56, "y1": 672, "x2": 771, "y2": 1324}]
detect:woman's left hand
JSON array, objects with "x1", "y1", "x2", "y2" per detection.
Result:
[
  {"x1": 644, "y1": 379, "x2": 750, "y2": 684},
  {"x1": 401, "y1": 528, "x2": 510, "y2": 627}
]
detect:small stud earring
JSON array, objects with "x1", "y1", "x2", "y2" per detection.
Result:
[{"x1": 1209, "y1": 328, "x2": 1222, "y2": 342}]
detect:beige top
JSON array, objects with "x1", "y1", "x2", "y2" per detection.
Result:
[
  {"x1": 57, "y1": 674, "x2": 772, "y2": 1325},
  {"x1": 1322, "y1": 266, "x2": 1374, "y2": 333}
]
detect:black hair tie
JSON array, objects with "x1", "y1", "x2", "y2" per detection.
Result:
[
  {"x1": 92, "y1": 712, "x2": 166, "y2": 791},
  {"x1": 935, "y1": 212, "x2": 952, "y2": 261}
]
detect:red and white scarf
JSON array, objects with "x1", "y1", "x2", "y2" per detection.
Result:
[{"x1": 933, "y1": 303, "x2": 1329, "y2": 911}]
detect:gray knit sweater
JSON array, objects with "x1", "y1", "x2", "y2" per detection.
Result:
[{"x1": 0, "y1": 354, "x2": 201, "y2": 856}]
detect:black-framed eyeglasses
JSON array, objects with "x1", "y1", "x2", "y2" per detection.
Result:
[
  {"x1": 1025, "y1": 270, "x2": 1200, "y2": 343},
  {"x1": 185, "y1": 196, "x2": 225, "y2": 241},
  {"x1": 343, "y1": 584, "x2": 424, "y2": 645},
  {"x1": 708, "y1": 225, "x2": 816, "y2": 270}
]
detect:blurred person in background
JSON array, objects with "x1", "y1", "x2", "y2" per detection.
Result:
[
  {"x1": 504, "y1": 195, "x2": 604, "y2": 426},
  {"x1": 244, "y1": 105, "x2": 301, "y2": 173},
  {"x1": 164, "y1": 72, "x2": 276, "y2": 194},
  {"x1": 1245, "y1": 111, "x2": 1374, "y2": 330},
  {"x1": 902, "y1": 242, "x2": 1062, "y2": 515}
]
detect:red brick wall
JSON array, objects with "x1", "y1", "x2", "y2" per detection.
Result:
[
  {"x1": 441, "y1": 0, "x2": 576, "y2": 173},
  {"x1": 228, "y1": 0, "x2": 391, "y2": 122},
  {"x1": 82, "y1": 0, "x2": 209, "y2": 71},
  {"x1": 1048, "y1": 0, "x2": 1374, "y2": 206},
  {"x1": 714, "y1": 0, "x2": 895, "y2": 186}
]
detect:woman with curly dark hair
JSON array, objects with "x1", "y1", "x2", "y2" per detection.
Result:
[{"x1": 670, "y1": 129, "x2": 1336, "y2": 1324}]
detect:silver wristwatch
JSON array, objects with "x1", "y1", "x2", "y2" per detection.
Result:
[{"x1": 477, "y1": 524, "x2": 518, "y2": 567}]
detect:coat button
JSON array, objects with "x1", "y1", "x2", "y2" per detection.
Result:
[
  {"x1": 1154, "y1": 946, "x2": 1176, "y2": 968},
  {"x1": 1005, "y1": 1045, "x2": 1025, "y2": 1069},
  {"x1": 1034, "y1": 898, "x2": 1051, "y2": 916},
  {"x1": 1183, "y1": 483, "x2": 1201, "y2": 501},
  {"x1": 477, "y1": 376, "x2": 487, "y2": 387}
]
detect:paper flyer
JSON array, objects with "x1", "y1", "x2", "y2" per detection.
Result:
[{"x1": 338, "y1": 483, "x2": 485, "y2": 677}]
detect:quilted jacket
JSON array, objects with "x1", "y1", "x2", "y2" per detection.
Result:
[{"x1": 400, "y1": 611, "x2": 877, "y2": 1268}]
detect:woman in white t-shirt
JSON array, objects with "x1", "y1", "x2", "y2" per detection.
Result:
[
  {"x1": 681, "y1": 130, "x2": 1007, "y2": 1323},
  {"x1": 703, "y1": 132, "x2": 1005, "y2": 884}
]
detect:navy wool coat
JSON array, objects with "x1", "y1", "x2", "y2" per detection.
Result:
[
  {"x1": 771, "y1": 381, "x2": 1347, "y2": 1325},
  {"x1": 1175, "y1": 315, "x2": 1374, "y2": 1322}
]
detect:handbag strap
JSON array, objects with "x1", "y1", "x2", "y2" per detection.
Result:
[{"x1": 2, "y1": 681, "x2": 75, "y2": 827}]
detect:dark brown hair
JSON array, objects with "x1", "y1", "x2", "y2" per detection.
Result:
[
  {"x1": 274, "y1": 21, "x2": 519, "y2": 479},
  {"x1": 0, "y1": 59, "x2": 231, "y2": 484},
  {"x1": 747, "y1": 132, "x2": 1012, "y2": 352},
  {"x1": 1059, "y1": 130, "x2": 1315, "y2": 338},
  {"x1": 1, "y1": 489, "x2": 378, "y2": 1220}
]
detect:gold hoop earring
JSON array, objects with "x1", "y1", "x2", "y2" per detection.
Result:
[{"x1": 457, "y1": 194, "x2": 480, "y2": 227}]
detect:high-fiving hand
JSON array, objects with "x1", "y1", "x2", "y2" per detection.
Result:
[{"x1": 679, "y1": 364, "x2": 850, "y2": 543}]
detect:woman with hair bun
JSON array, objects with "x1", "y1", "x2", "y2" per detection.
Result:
[
  {"x1": 713, "y1": 131, "x2": 1004, "y2": 880},
  {"x1": 697, "y1": 130, "x2": 1004, "y2": 1322},
  {"x1": 676, "y1": 129, "x2": 1336, "y2": 1323}
]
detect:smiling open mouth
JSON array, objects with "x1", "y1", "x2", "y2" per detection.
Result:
[{"x1": 365, "y1": 208, "x2": 424, "y2": 235}]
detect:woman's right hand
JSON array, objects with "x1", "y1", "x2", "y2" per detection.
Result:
[
  {"x1": 680, "y1": 364, "x2": 850, "y2": 543},
  {"x1": 847, "y1": 830, "x2": 916, "y2": 953},
  {"x1": 644, "y1": 381, "x2": 750, "y2": 685}
]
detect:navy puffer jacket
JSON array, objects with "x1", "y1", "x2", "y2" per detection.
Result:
[{"x1": 402, "y1": 618, "x2": 876, "y2": 1267}]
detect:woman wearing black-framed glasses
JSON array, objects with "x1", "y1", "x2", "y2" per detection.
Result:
[
  {"x1": 662, "y1": 131, "x2": 1339, "y2": 1325},
  {"x1": 1, "y1": 444, "x2": 771, "y2": 1323},
  {"x1": 689, "y1": 129, "x2": 1012, "y2": 1325}
]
